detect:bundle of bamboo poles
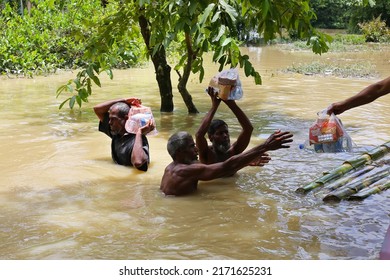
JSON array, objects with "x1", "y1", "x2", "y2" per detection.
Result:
[
  {"x1": 296, "y1": 141, "x2": 390, "y2": 202},
  {"x1": 323, "y1": 165, "x2": 389, "y2": 202}
]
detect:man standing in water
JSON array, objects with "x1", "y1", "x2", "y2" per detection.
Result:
[
  {"x1": 93, "y1": 98, "x2": 155, "y2": 171},
  {"x1": 160, "y1": 130, "x2": 293, "y2": 196},
  {"x1": 195, "y1": 87, "x2": 269, "y2": 167}
]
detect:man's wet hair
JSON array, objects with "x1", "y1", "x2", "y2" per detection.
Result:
[
  {"x1": 208, "y1": 119, "x2": 228, "y2": 135},
  {"x1": 167, "y1": 131, "x2": 192, "y2": 159},
  {"x1": 109, "y1": 102, "x2": 130, "y2": 118}
]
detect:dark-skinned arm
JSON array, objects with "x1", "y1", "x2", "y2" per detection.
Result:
[
  {"x1": 189, "y1": 131, "x2": 293, "y2": 181},
  {"x1": 327, "y1": 76, "x2": 390, "y2": 115},
  {"x1": 223, "y1": 99, "x2": 253, "y2": 155},
  {"x1": 93, "y1": 97, "x2": 141, "y2": 121},
  {"x1": 195, "y1": 87, "x2": 221, "y2": 163},
  {"x1": 131, "y1": 119, "x2": 155, "y2": 169}
]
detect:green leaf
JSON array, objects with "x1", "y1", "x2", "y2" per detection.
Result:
[
  {"x1": 199, "y1": 4, "x2": 215, "y2": 26},
  {"x1": 69, "y1": 96, "x2": 76, "y2": 109},
  {"x1": 254, "y1": 71, "x2": 262, "y2": 85},
  {"x1": 86, "y1": 65, "x2": 94, "y2": 77},
  {"x1": 76, "y1": 95, "x2": 82, "y2": 108},
  {"x1": 213, "y1": 25, "x2": 226, "y2": 42},
  {"x1": 90, "y1": 76, "x2": 101, "y2": 87},
  {"x1": 211, "y1": 11, "x2": 221, "y2": 23},
  {"x1": 189, "y1": 1, "x2": 197, "y2": 16},
  {"x1": 59, "y1": 98, "x2": 70, "y2": 110},
  {"x1": 221, "y1": 37, "x2": 232, "y2": 46},
  {"x1": 56, "y1": 85, "x2": 67, "y2": 98},
  {"x1": 244, "y1": 59, "x2": 252, "y2": 76},
  {"x1": 79, "y1": 88, "x2": 89, "y2": 102},
  {"x1": 219, "y1": 0, "x2": 238, "y2": 21}
]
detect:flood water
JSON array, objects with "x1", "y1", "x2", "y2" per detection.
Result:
[{"x1": 0, "y1": 45, "x2": 389, "y2": 260}]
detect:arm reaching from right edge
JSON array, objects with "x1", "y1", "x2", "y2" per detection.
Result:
[{"x1": 327, "y1": 76, "x2": 390, "y2": 115}]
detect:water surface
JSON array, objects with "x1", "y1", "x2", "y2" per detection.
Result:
[{"x1": 0, "y1": 45, "x2": 389, "y2": 259}]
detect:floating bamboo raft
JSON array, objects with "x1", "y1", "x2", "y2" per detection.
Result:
[{"x1": 296, "y1": 141, "x2": 390, "y2": 202}]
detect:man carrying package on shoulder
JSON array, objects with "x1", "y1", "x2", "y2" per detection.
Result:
[{"x1": 93, "y1": 97, "x2": 156, "y2": 171}]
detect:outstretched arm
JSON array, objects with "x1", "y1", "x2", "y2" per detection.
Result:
[
  {"x1": 223, "y1": 99, "x2": 253, "y2": 155},
  {"x1": 193, "y1": 130, "x2": 293, "y2": 181},
  {"x1": 195, "y1": 87, "x2": 221, "y2": 162},
  {"x1": 327, "y1": 76, "x2": 390, "y2": 115},
  {"x1": 93, "y1": 97, "x2": 141, "y2": 121}
]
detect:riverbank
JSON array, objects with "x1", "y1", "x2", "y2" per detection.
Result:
[{"x1": 274, "y1": 32, "x2": 390, "y2": 78}]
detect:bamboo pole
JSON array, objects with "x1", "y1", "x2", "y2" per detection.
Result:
[
  {"x1": 296, "y1": 141, "x2": 390, "y2": 194},
  {"x1": 322, "y1": 164, "x2": 376, "y2": 192},
  {"x1": 347, "y1": 178, "x2": 390, "y2": 200},
  {"x1": 322, "y1": 166, "x2": 390, "y2": 202}
]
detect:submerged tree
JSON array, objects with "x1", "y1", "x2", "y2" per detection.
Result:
[{"x1": 57, "y1": 0, "x2": 333, "y2": 113}]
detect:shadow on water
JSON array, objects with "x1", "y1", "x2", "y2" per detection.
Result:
[{"x1": 0, "y1": 45, "x2": 389, "y2": 259}]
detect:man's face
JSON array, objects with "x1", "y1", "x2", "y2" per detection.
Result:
[
  {"x1": 210, "y1": 125, "x2": 230, "y2": 153},
  {"x1": 108, "y1": 108, "x2": 127, "y2": 136},
  {"x1": 181, "y1": 137, "x2": 199, "y2": 164}
]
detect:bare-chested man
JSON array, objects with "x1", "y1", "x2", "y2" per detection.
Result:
[{"x1": 160, "y1": 130, "x2": 293, "y2": 196}]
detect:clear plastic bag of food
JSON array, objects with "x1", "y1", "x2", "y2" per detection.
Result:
[
  {"x1": 207, "y1": 68, "x2": 243, "y2": 100},
  {"x1": 125, "y1": 105, "x2": 158, "y2": 136},
  {"x1": 307, "y1": 109, "x2": 353, "y2": 153}
]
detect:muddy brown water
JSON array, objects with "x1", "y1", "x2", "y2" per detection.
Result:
[{"x1": 0, "y1": 45, "x2": 389, "y2": 259}]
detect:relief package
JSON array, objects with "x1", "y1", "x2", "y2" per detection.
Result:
[
  {"x1": 125, "y1": 105, "x2": 158, "y2": 136},
  {"x1": 208, "y1": 68, "x2": 243, "y2": 100},
  {"x1": 308, "y1": 110, "x2": 353, "y2": 153}
]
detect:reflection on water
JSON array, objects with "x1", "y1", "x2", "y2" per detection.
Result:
[{"x1": 0, "y1": 46, "x2": 389, "y2": 260}]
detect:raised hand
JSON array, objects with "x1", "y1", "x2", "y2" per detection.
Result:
[
  {"x1": 125, "y1": 97, "x2": 142, "y2": 107},
  {"x1": 207, "y1": 86, "x2": 221, "y2": 107},
  {"x1": 140, "y1": 119, "x2": 155, "y2": 135},
  {"x1": 263, "y1": 130, "x2": 293, "y2": 151}
]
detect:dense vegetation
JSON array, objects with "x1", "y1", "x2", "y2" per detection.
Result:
[
  {"x1": 310, "y1": 0, "x2": 390, "y2": 32},
  {"x1": 0, "y1": 1, "x2": 143, "y2": 77}
]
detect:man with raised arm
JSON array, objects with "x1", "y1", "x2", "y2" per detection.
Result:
[
  {"x1": 93, "y1": 97, "x2": 155, "y2": 171},
  {"x1": 195, "y1": 87, "x2": 269, "y2": 167},
  {"x1": 160, "y1": 130, "x2": 293, "y2": 196}
]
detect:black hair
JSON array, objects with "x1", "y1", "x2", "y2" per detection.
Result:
[{"x1": 208, "y1": 119, "x2": 228, "y2": 135}]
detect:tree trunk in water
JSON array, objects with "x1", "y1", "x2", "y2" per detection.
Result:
[
  {"x1": 138, "y1": 15, "x2": 173, "y2": 112},
  {"x1": 176, "y1": 32, "x2": 199, "y2": 114},
  {"x1": 176, "y1": 61, "x2": 199, "y2": 113},
  {"x1": 151, "y1": 48, "x2": 174, "y2": 112}
]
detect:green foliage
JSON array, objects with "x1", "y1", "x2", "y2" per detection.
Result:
[
  {"x1": 310, "y1": 0, "x2": 350, "y2": 29},
  {"x1": 358, "y1": 16, "x2": 390, "y2": 42},
  {"x1": 0, "y1": 1, "x2": 89, "y2": 76},
  {"x1": 347, "y1": 0, "x2": 390, "y2": 33},
  {"x1": 310, "y1": 0, "x2": 390, "y2": 33},
  {"x1": 0, "y1": 0, "x2": 142, "y2": 80}
]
